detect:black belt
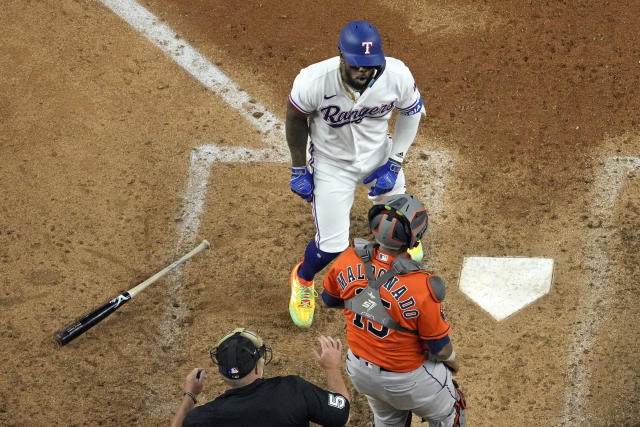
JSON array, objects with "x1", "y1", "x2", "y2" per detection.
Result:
[{"x1": 353, "y1": 354, "x2": 392, "y2": 372}]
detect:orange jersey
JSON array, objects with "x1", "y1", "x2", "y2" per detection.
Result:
[{"x1": 323, "y1": 245, "x2": 450, "y2": 372}]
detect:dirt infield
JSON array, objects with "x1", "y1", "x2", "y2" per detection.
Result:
[{"x1": 1, "y1": 1, "x2": 638, "y2": 426}]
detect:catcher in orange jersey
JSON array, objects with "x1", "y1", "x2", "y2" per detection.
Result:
[{"x1": 322, "y1": 194, "x2": 466, "y2": 427}]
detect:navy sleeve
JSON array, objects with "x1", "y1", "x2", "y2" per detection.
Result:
[
  {"x1": 294, "y1": 376, "x2": 350, "y2": 427},
  {"x1": 322, "y1": 290, "x2": 345, "y2": 308},
  {"x1": 424, "y1": 335, "x2": 450, "y2": 354}
]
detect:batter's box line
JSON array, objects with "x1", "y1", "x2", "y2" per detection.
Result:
[
  {"x1": 176, "y1": 146, "x2": 453, "y2": 251},
  {"x1": 159, "y1": 144, "x2": 288, "y2": 346},
  {"x1": 175, "y1": 144, "x2": 288, "y2": 250},
  {"x1": 561, "y1": 155, "x2": 640, "y2": 425},
  {"x1": 412, "y1": 149, "x2": 454, "y2": 222},
  {"x1": 99, "y1": 0, "x2": 283, "y2": 147}
]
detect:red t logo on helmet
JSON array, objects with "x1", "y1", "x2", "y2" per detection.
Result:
[{"x1": 361, "y1": 42, "x2": 373, "y2": 54}]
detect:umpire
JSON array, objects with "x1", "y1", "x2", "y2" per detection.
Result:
[{"x1": 170, "y1": 328, "x2": 350, "y2": 427}]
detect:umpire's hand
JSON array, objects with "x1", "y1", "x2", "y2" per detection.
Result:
[
  {"x1": 312, "y1": 336, "x2": 343, "y2": 371},
  {"x1": 184, "y1": 368, "x2": 207, "y2": 396}
]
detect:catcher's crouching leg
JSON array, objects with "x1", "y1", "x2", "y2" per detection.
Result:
[
  {"x1": 452, "y1": 379, "x2": 467, "y2": 427},
  {"x1": 371, "y1": 412, "x2": 411, "y2": 427}
]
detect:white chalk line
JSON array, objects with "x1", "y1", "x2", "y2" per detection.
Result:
[
  {"x1": 96, "y1": 0, "x2": 286, "y2": 417},
  {"x1": 99, "y1": 0, "x2": 282, "y2": 147},
  {"x1": 175, "y1": 145, "x2": 289, "y2": 249},
  {"x1": 414, "y1": 149, "x2": 454, "y2": 226},
  {"x1": 561, "y1": 156, "x2": 640, "y2": 425},
  {"x1": 159, "y1": 145, "x2": 287, "y2": 347},
  {"x1": 174, "y1": 147, "x2": 452, "y2": 251}
]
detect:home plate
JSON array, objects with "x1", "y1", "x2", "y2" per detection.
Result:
[{"x1": 459, "y1": 257, "x2": 554, "y2": 321}]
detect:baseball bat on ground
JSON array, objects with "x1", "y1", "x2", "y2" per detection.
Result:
[{"x1": 55, "y1": 240, "x2": 210, "y2": 346}]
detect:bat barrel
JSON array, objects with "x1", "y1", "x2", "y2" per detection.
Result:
[{"x1": 55, "y1": 292, "x2": 131, "y2": 346}]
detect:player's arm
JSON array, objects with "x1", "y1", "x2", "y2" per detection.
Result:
[
  {"x1": 170, "y1": 368, "x2": 206, "y2": 427},
  {"x1": 390, "y1": 105, "x2": 422, "y2": 163},
  {"x1": 391, "y1": 68, "x2": 426, "y2": 163},
  {"x1": 297, "y1": 377, "x2": 350, "y2": 427},
  {"x1": 364, "y1": 78, "x2": 424, "y2": 196},
  {"x1": 286, "y1": 102, "x2": 310, "y2": 167},
  {"x1": 418, "y1": 274, "x2": 459, "y2": 372},
  {"x1": 321, "y1": 289, "x2": 344, "y2": 308},
  {"x1": 321, "y1": 263, "x2": 346, "y2": 308},
  {"x1": 309, "y1": 336, "x2": 351, "y2": 426},
  {"x1": 421, "y1": 336, "x2": 459, "y2": 373},
  {"x1": 364, "y1": 108, "x2": 422, "y2": 197},
  {"x1": 434, "y1": 340, "x2": 460, "y2": 373},
  {"x1": 313, "y1": 336, "x2": 350, "y2": 401}
]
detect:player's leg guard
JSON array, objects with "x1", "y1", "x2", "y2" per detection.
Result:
[
  {"x1": 297, "y1": 240, "x2": 341, "y2": 282},
  {"x1": 403, "y1": 412, "x2": 412, "y2": 427},
  {"x1": 452, "y1": 379, "x2": 467, "y2": 427}
]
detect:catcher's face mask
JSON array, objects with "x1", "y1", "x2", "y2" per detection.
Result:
[{"x1": 368, "y1": 194, "x2": 428, "y2": 250}]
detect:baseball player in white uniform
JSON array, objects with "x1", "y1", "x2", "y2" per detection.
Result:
[{"x1": 287, "y1": 20, "x2": 426, "y2": 328}]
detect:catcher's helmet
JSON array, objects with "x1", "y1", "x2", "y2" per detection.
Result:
[
  {"x1": 338, "y1": 20, "x2": 385, "y2": 67},
  {"x1": 368, "y1": 194, "x2": 428, "y2": 251},
  {"x1": 211, "y1": 328, "x2": 272, "y2": 379}
]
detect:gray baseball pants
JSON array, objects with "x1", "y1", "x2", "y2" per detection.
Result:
[{"x1": 346, "y1": 348, "x2": 459, "y2": 427}]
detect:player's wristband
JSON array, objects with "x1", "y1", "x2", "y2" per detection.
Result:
[
  {"x1": 389, "y1": 154, "x2": 404, "y2": 164},
  {"x1": 184, "y1": 391, "x2": 197, "y2": 404}
]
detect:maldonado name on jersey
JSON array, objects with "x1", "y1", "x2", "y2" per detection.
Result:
[{"x1": 321, "y1": 102, "x2": 396, "y2": 128}]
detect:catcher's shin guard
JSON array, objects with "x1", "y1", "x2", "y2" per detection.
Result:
[
  {"x1": 404, "y1": 412, "x2": 412, "y2": 427},
  {"x1": 452, "y1": 379, "x2": 467, "y2": 427}
]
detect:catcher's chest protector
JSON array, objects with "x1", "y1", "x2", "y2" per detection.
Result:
[{"x1": 344, "y1": 239, "x2": 423, "y2": 334}]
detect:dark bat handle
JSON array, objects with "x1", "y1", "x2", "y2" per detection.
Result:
[{"x1": 55, "y1": 292, "x2": 131, "y2": 346}]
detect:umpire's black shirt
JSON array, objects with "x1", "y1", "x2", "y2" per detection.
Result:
[{"x1": 182, "y1": 375, "x2": 349, "y2": 427}]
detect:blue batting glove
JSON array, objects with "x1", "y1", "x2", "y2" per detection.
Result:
[
  {"x1": 363, "y1": 159, "x2": 401, "y2": 196},
  {"x1": 290, "y1": 166, "x2": 313, "y2": 202}
]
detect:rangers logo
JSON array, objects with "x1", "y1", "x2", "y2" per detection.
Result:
[
  {"x1": 361, "y1": 41, "x2": 373, "y2": 54},
  {"x1": 320, "y1": 103, "x2": 395, "y2": 128}
]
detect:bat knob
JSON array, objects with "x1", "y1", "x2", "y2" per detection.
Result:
[{"x1": 55, "y1": 331, "x2": 66, "y2": 346}]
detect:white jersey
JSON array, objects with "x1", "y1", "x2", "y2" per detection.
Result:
[{"x1": 289, "y1": 57, "x2": 423, "y2": 170}]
